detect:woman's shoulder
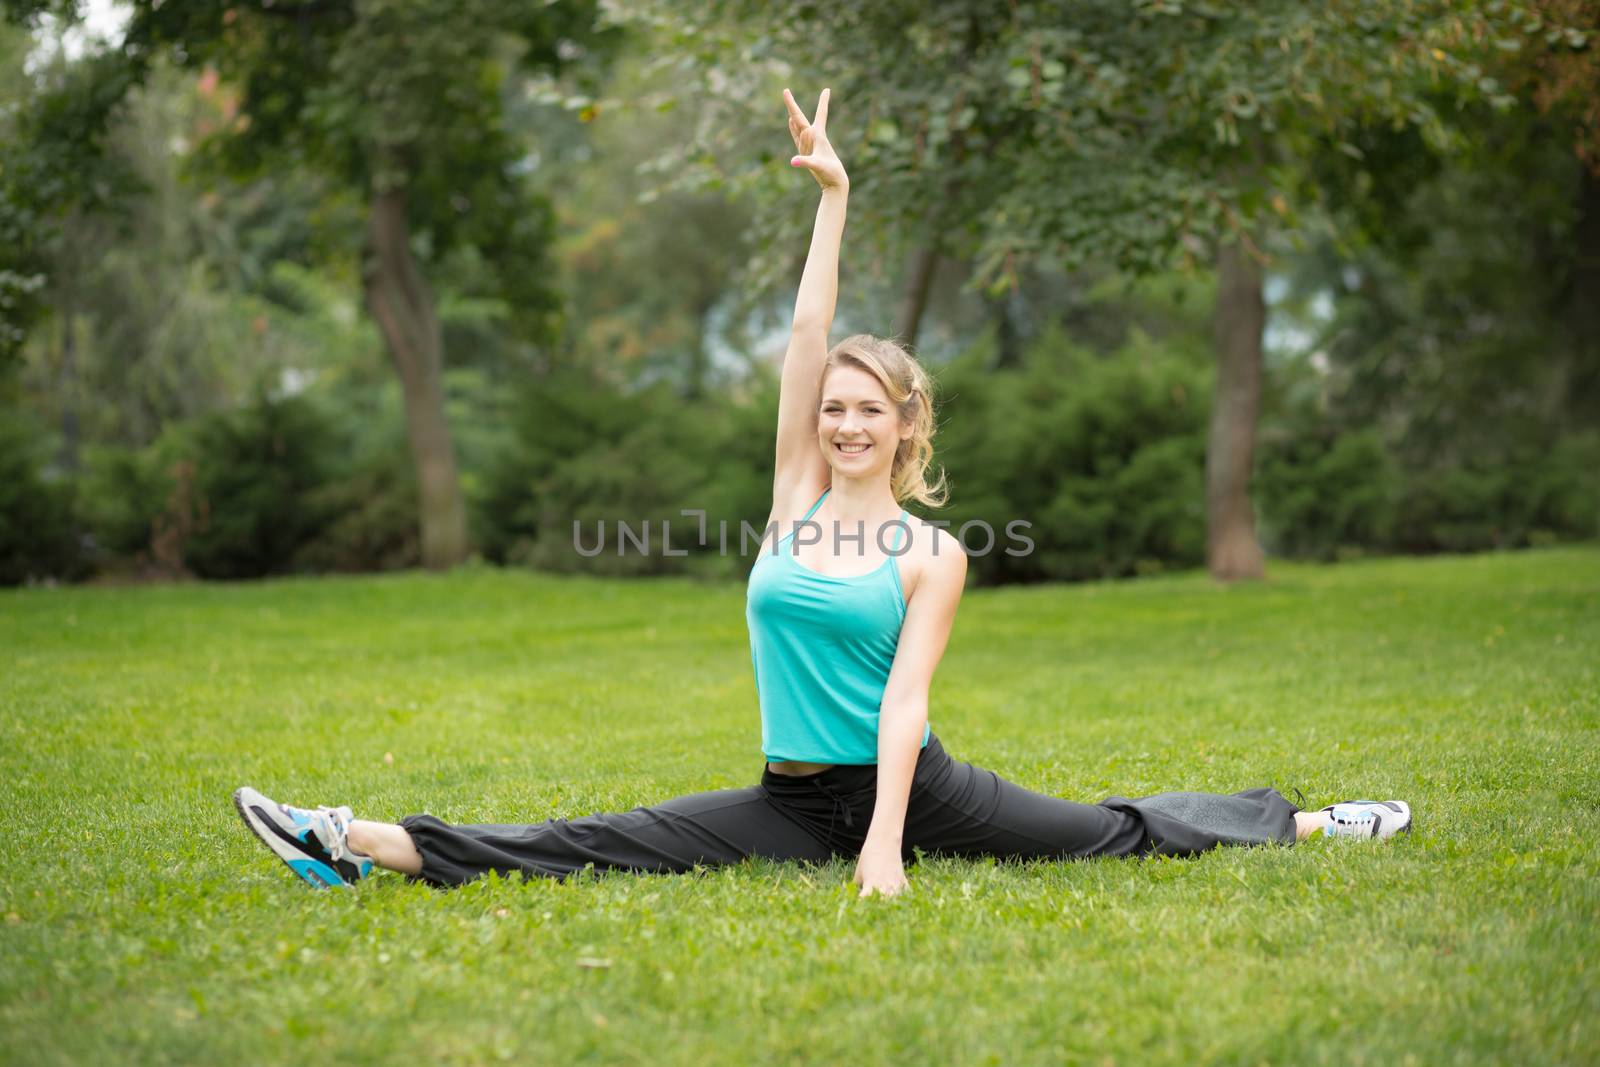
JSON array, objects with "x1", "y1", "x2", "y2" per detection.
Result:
[{"x1": 900, "y1": 517, "x2": 967, "y2": 606}]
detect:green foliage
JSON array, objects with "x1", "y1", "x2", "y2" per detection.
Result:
[
  {"x1": 168, "y1": 394, "x2": 339, "y2": 580},
  {"x1": 536, "y1": 52, "x2": 757, "y2": 394},
  {"x1": 1257, "y1": 408, "x2": 1599, "y2": 560},
  {"x1": 475, "y1": 370, "x2": 772, "y2": 577},
  {"x1": 115, "y1": 0, "x2": 625, "y2": 347},
  {"x1": 74, "y1": 389, "x2": 425, "y2": 580},
  {"x1": 293, "y1": 448, "x2": 419, "y2": 574},
  {"x1": 1256, "y1": 93, "x2": 1600, "y2": 562},
  {"x1": 1393, "y1": 434, "x2": 1600, "y2": 553},
  {"x1": 10, "y1": 57, "x2": 382, "y2": 452},
  {"x1": 1256, "y1": 428, "x2": 1401, "y2": 560},
  {"x1": 0, "y1": 37, "x2": 143, "y2": 367},
  {"x1": 74, "y1": 443, "x2": 170, "y2": 562},
  {"x1": 0, "y1": 407, "x2": 82, "y2": 584},
  {"x1": 935, "y1": 324, "x2": 1212, "y2": 583},
  {"x1": 623, "y1": 0, "x2": 1565, "y2": 300}
]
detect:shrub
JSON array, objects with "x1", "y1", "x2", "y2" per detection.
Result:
[
  {"x1": 934, "y1": 325, "x2": 1210, "y2": 583},
  {"x1": 293, "y1": 447, "x2": 420, "y2": 573},
  {"x1": 0, "y1": 409, "x2": 84, "y2": 585},
  {"x1": 177, "y1": 392, "x2": 339, "y2": 579},
  {"x1": 1393, "y1": 434, "x2": 1600, "y2": 553},
  {"x1": 76, "y1": 393, "x2": 339, "y2": 579},
  {"x1": 1256, "y1": 428, "x2": 1401, "y2": 560},
  {"x1": 475, "y1": 369, "x2": 772, "y2": 578}
]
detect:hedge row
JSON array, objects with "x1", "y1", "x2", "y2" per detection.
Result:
[{"x1": 4, "y1": 332, "x2": 1595, "y2": 585}]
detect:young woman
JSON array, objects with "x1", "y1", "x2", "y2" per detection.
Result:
[{"x1": 234, "y1": 88, "x2": 1411, "y2": 898}]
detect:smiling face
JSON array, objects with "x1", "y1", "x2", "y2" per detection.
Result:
[{"x1": 818, "y1": 363, "x2": 911, "y2": 480}]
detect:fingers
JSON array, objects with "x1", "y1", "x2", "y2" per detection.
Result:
[
  {"x1": 857, "y1": 882, "x2": 905, "y2": 899},
  {"x1": 783, "y1": 87, "x2": 832, "y2": 131},
  {"x1": 782, "y1": 87, "x2": 808, "y2": 127}
]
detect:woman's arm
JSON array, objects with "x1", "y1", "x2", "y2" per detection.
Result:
[
  {"x1": 854, "y1": 534, "x2": 969, "y2": 899},
  {"x1": 773, "y1": 89, "x2": 848, "y2": 510}
]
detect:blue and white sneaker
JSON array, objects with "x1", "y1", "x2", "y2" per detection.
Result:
[
  {"x1": 233, "y1": 787, "x2": 374, "y2": 888},
  {"x1": 1322, "y1": 799, "x2": 1413, "y2": 840}
]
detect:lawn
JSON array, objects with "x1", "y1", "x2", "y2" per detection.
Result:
[{"x1": 2, "y1": 547, "x2": 1597, "y2": 1066}]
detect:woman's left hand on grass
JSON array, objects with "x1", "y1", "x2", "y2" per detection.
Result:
[{"x1": 853, "y1": 840, "x2": 909, "y2": 899}]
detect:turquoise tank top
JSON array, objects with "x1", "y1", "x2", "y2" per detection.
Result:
[{"x1": 745, "y1": 487, "x2": 932, "y2": 763}]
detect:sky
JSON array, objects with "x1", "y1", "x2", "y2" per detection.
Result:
[{"x1": 24, "y1": 0, "x2": 129, "y2": 74}]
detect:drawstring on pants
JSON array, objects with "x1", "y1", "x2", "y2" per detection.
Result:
[{"x1": 813, "y1": 778, "x2": 855, "y2": 846}]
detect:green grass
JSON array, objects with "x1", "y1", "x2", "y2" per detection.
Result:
[{"x1": 3, "y1": 547, "x2": 1597, "y2": 1066}]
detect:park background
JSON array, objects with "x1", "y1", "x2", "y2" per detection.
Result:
[
  {"x1": 2, "y1": 0, "x2": 1596, "y2": 585},
  {"x1": 2, "y1": 2, "x2": 1597, "y2": 1066}
]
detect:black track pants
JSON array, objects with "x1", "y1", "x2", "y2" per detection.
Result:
[{"x1": 399, "y1": 733, "x2": 1300, "y2": 888}]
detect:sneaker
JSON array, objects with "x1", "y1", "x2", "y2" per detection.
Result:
[
  {"x1": 1321, "y1": 799, "x2": 1412, "y2": 840},
  {"x1": 233, "y1": 786, "x2": 374, "y2": 888}
]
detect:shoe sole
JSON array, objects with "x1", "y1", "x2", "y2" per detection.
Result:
[{"x1": 233, "y1": 787, "x2": 350, "y2": 889}]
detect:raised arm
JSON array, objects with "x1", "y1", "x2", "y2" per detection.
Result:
[{"x1": 772, "y1": 88, "x2": 849, "y2": 513}]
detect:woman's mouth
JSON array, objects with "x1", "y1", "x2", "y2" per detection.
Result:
[{"x1": 836, "y1": 442, "x2": 871, "y2": 457}]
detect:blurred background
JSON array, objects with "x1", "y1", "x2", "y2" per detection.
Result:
[{"x1": 1, "y1": 0, "x2": 1595, "y2": 588}]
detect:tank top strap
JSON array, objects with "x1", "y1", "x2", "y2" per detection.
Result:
[
  {"x1": 891, "y1": 509, "x2": 909, "y2": 552},
  {"x1": 801, "y1": 487, "x2": 830, "y2": 523}
]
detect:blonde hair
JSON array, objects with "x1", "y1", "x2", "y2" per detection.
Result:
[{"x1": 822, "y1": 334, "x2": 949, "y2": 509}]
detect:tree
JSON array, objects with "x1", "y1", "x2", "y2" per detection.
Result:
[
  {"x1": 1265, "y1": 0, "x2": 1600, "y2": 484},
  {"x1": 530, "y1": 53, "x2": 754, "y2": 397},
  {"x1": 2, "y1": 0, "x2": 623, "y2": 569},
  {"x1": 0, "y1": 28, "x2": 141, "y2": 380},
  {"x1": 619, "y1": 0, "x2": 1576, "y2": 580}
]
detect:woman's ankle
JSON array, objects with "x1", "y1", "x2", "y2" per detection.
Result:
[
  {"x1": 1294, "y1": 810, "x2": 1331, "y2": 841},
  {"x1": 347, "y1": 820, "x2": 424, "y2": 875}
]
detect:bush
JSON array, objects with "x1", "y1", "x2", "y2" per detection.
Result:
[
  {"x1": 174, "y1": 393, "x2": 340, "y2": 579},
  {"x1": 1392, "y1": 434, "x2": 1600, "y2": 553},
  {"x1": 1257, "y1": 394, "x2": 1598, "y2": 559},
  {"x1": 293, "y1": 447, "x2": 420, "y2": 573},
  {"x1": 475, "y1": 369, "x2": 772, "y2": 578},
  {"x1": 1256, "y1": 427, "x2": 1401, "y2": 560},
  {"x1": 76, "y1": 444, "x2": 172, "y2": 565},
  {"x1": 934, "y1": 325, "x2": 1211, "y2": 583},
  {"x1": 0, "y1": 409, "x2": 84, "y2": 585},
  {"x1": 74, "y1": 393, "x2": 339, "y2": 579}
]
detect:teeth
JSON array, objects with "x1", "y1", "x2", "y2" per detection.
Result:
[{"x1": 838, "y1": 443, "x2": 869, "y2": 453}]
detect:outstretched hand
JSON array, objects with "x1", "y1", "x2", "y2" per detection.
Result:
[
  {"x1": 852, "y1": 840, "x2": 909, "y2": 899},
  {"x1": 784, "y1": 87, "x2": 848, "y2": 191}
]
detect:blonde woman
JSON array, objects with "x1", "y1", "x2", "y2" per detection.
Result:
[{"x1": 234, "y1": 88, "x2": 1409, "y2": 898}]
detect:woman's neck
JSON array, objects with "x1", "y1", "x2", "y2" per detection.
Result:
[{"x1": 823, "y1": 474, "x2": 901, "y2": 528}]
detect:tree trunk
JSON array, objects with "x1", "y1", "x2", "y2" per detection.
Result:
[
  {"x1": 988, "y1": 286, "x2": 1020, "y2": 369},
  {"x1": 1206, "y1": 238, "x2": 1266, "y2": 581},
  {"x1": 361, "y1": 182, "x2": 468, "y2": 570},
  {"x1": 896, "y1": 242, "x2": 940, "y2": 350}
]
